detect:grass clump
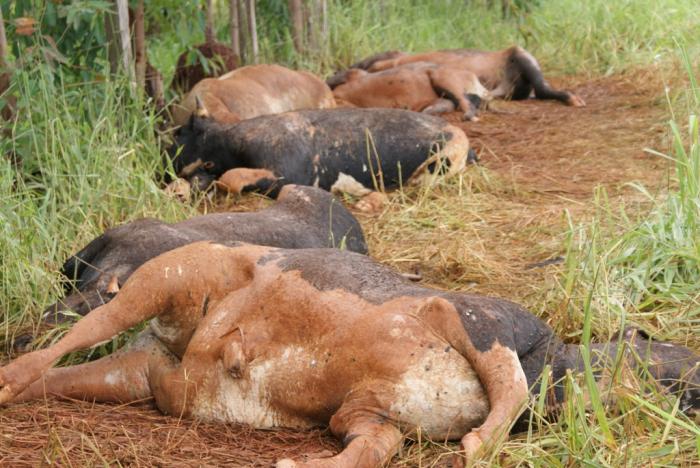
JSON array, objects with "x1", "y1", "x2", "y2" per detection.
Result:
[
  {"x1": 0, "y1": 63, "x2": 194, "y2": 341},
  {"x1": 554, "y1": 106, "x2": 700, "y2": 347}
]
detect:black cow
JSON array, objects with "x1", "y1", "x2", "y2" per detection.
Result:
[
  {"x1": 40, "y1": 185, "x2": 367, "y2": 328},
  {"x1": 167, "y1": 107, "x2": 475, "y2": 211}
]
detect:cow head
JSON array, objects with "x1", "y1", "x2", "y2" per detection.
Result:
[
  {"x1": 166, "y1": 97, "x2": 226, "y2": 192},
  {"x1": 551, "y1": 327, "x2": 700, "y2": 419},
  {"x1": 619, "y1": 327, "x2": 700, "y2": 416}
]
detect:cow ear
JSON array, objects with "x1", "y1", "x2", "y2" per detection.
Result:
[{"x1": 194, "y1": 95, "x2": 210, "y2": 119}]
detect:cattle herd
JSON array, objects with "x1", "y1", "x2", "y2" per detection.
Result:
[{"x1": 1, "y1": 44, "x2": 698, "y2": 468}]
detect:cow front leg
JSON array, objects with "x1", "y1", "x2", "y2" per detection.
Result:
[
  {"x1": 0, "y1": 242, "x2": 246, "y2": 404},
  {"x1": 11, "y1": 331, "x2": 169, "y2": 404},
  {"x1": 216, "y1": 167, "x2": 282, "y2": 197},
  {"x1": 277, "y1": 391, "x2": 403, "y2": 468}
]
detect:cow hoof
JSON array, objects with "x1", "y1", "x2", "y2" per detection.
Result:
[
  {"x1": 566, "y1": 93, "x2": 586, "y2": 107},
  {"x1": 164, "y1": 178, "x2": 191, "y2": 201},
  {"x1": 354, "y1": 192, "x2": 388, "y2": 213},
  {"x1": 0, "y1": 349, "x2": 49, "y2": 404},
  {"x1": 459, "y1": 432, "x2": 483, "y2": 463},
  {"x1": 275, "y1": 459, "x2": 298, "y2": 468}
]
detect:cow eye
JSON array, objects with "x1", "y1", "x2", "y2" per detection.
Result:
[{"x1": 202, "y1": 161, "x2": 215, "y2": 170}]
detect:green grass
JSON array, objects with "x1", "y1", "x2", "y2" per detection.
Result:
[
  {"x1": 0, "y1": 63, "x2": 195, "y2": 339},
  {"x1": 234, "y1": 0, "x2": 700, "y2": 76},
  {"x1": 1, "y1": 0, "x2": 699, "y2": 465}
]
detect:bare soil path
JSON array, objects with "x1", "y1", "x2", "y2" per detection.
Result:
[{"x1": 0, "y1": 71, "x2": 673, "y2": 466}]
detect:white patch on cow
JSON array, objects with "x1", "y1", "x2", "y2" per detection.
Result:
[
  {"x1": 389, "y1": 346, "x2": 489, "y2": 439},
  {"x1": 177, "y1": 265, "x2": 183, "y2": 276},
  {"x1": 505, "y1": 347, "x2": 527, "y2": 385},
  {"x1": 391, "y1": 315, "x2": 406, "y2": 324},
  {"x1": 164, "y1": 266, "x2": 170, "y2": 278},
  {"x1": 192, "y1": 349, "x2": 314, "y2": 429},
  {"x1": 104, "y1": 370, "x2": 124, "y2": 386},
  {"x1": 330, "y1": 172, "x2": 372, "y2": 197}
]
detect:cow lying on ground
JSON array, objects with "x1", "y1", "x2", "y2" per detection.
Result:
[
  {"x1": 38, "y1": 185, "x2": 366, "y2": 329},
  {"x1": 167, "y1": 106, "x2": 474, "y2": 211},
  {"x1": 171, "y1": 64, "x2": 335, "y2": 126},
  {"x1": 328, "y1": 46, "x2": 585, "y2": 107},
  {"x1": 332, "y1": 61, "x2": 490, "y2": 121},
  {"x1": 0, "y1": 243, "x2": 697, "y2": 467}
]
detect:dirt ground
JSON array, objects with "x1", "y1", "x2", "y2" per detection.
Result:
[{"x1": 0, "y1": 70, "x2": 675, "y2": 466}]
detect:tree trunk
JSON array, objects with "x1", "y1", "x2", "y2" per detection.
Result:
[
  {"x1": 288, "y1": 0, "x2": 304, "y2": 53},
  {"x1": 0, "y1": 5, "x2": 14, "y2": 121},
  {"x1": 237, "y1": 0, "x2": 248, "y2": 63},
  {"x1": 246, "y1": 0, "x2": 258, "y2": 63},
  {"x1": 320, "y1": 0, "x2": 328, "y2": 46},
  {"x1": 133, "y1": 0, "x2": 146, "y2": 89},
  {"x1": 0, "y1": 6, "x2": 8, "y2": 69},
  {"x1": 205, "y1": 0, "x2": 215, "y2": 43},
  {"x1": 115, "y1": 0, "x2": 133, "y2": 83},
  {"x1": 229, "y1": 0, "x2": 241, "y2": 58},
  {"x1": 104, "y1": 5, "x2": 120, "y2": 75}
]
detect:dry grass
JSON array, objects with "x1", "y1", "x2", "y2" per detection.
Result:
[{"x1": 0, "y1": 68, "x2": 690, "y2": 466}]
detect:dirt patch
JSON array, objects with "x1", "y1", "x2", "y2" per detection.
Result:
[
  {"x1": 0, "y1": 70, "x2": 675, "y2": 466},
  {"x1": 0, "y1": 400, "x2": 340, "y2": 467}
]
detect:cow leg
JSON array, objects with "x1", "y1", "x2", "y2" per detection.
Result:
[
  {"x1": 216, "y1": 167, "x2": 283, "y2": 197},
  {"x1": 422, "y1": 98, "x2": 456, "y2": 115},
  {"x1": 354, "y1": 192, "x2": 388, "y2": 214},
  {"x1": 408, "y1": 124, "x2": 472, "y2": 187},
  {"x1": 0, "y1": 242, "x2": 248, "y2": 404},
  {"x1": 277, "y1": 390, "x2": 404, "y2": 468},
  {"x1": 427, "y1": 67, "x2": 487, "y2": 121},
  {"x1": 11, "y1": 331, "x2": 169, "y2": 404},
  {"x1": 506, "y1": 47, "x2": 585, "y2": 107},
  {"x1": 417, "y1": 297, "x2": 529, "y2": 465}
]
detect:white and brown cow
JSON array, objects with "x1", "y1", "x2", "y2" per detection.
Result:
[
  {"x1": 328, "y1": 46, "x2": 585, "y2": 107},
  {"x1": 332, "y1": 61, "x2": 491, "y2": 121},
  {"x1": 1, "y1": 243, "x2": 697, "y2": 467},
  {"x1": 171, "y1": 64, "x2": 335, "y2": 126}
]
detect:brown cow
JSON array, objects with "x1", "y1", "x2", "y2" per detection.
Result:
[
  {"x1": 1, "y1": 243, "x2": 697, "y2": 467},
  {"x1": 328, "y1": 46, "x2": 585, "y2": 107},
  {"x1": 171, "y1": 64, "x2": 335, "y2": 126},
  {"x1": 332, "y1": 62, "x2": 490, "y2": 121},
  {"x1": 172, "y1": 41, "x2": 238, "y2": 93}
]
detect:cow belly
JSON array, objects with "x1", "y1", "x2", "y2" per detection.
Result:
[
  {"x1": 191, "y1": 359, "x2": 316, "y2": 429},
  {"x1": 389, "y1": 346, "x2": 489, "y2": 440}
]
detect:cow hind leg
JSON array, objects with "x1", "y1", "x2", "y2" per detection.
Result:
[
  {"x1": 409, "y1": 124, "x2": 472, "y2": 187},
  {"x1": 422, "y1": 98, "x2": 456, "y2": 115},
  {"x1": 506, "y1": 47, "x2": 585, "y2": 107},
  {"x1": 417, "y1": 297, "x2": 529, "y2": 465},
  {"x1": 277, "y1": 391, "x2": 404, "y2": 468}
]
